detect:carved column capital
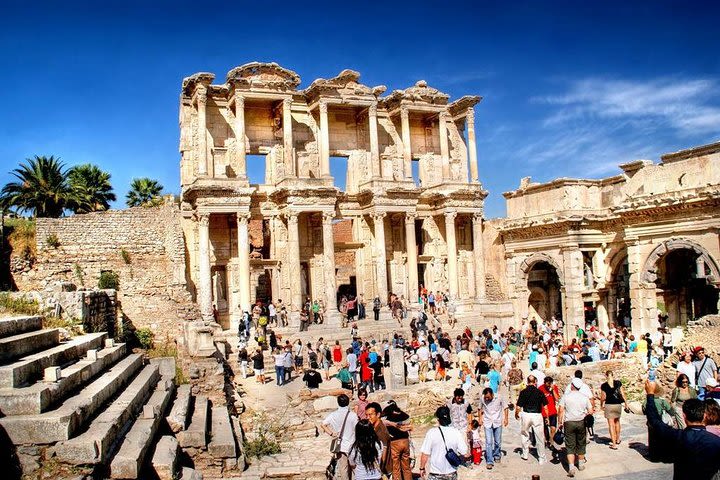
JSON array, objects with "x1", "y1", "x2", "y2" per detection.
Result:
[
  {"x1": 286, "y1": 212, "x2": 299, "y2": 225},
  {"x1": 405, "y1": 212, "x2": 417, "y2": 224},
  {"x1": 234, "y1": 92, "x2": 244, "y2": 109},
  {"x1": 197, "y1": 213, "x2": 210, "y2": 227},
  {"x1": 372, "y1": 212, "x2": 387, "y2": 222},
  {"x1": 319, "y1": 101, "x2": 328, "y2": 114},
  {"x1": 444, "y1": 211, "x2": 457, "y2": 223},
  {"x1": 466, "y1": 107, "x2": 475, "y2": 123},
  {"x1": 472, "y1": 212, "x2": 483, "y2": 223},
  {"x1": 439, "y1": 111, "x2": 449, "y2": 122},
  {"x1": 400, "y1": 107, "x2": 409, "y2": 120},
  {"x1": 283, "y1": 97, "x2": 292, "y2": 109},
  {"x1": 369, "y1": 103, "x2": 378, "y2": 116},
  {"x1": 196, "y1": 88, "x2": 207, "y2": 106},
  {"x1": 236, "y1": 211, "x2": 251, "y2": 223},
  {"x1": 322, "y1": 212, "x2": 335, "y2": 224}
]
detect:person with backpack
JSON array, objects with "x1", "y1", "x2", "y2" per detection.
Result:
[
  {"x1": 419, "y1": 406, "x2": 468, "y2": 479},
  {"x1": 322, "y1": 394, "x2": 359, "y2": 480},
  {"x1": 373, "y1": 296, "x2": 381, "y2": 321}
]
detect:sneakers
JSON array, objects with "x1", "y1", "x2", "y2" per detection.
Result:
[
  {"x1": 520, "y1": 454, "x2": 528, "y2": 461},
  {"x1": 568, "y1": 466, "x2": 577, "y2": 477},
  {"x1": 486, "y1": 464, "x2": 493, "y2": 470},
  {"x1": 578, "y1": 464, "x2": 586, "y2": 471},
  {"x1": 539, "y1": 459, "x2": 547, "y2": 465}
]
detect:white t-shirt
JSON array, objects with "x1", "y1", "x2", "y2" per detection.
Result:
[
  {"x1": 564, "y1": 380, "x2": 592, "y2": 398},
  {"x1": 322, "y1": 407, "x2": 359, "y2": 454},
  {"x1": 417, "y1": 346, "x2": 430, "y2": 362},
  {"x1": 529, "y1": 368, "x2": 545, "y2": 385},
  {"x1": 269, "y1": 304, "x2": 276, "y2": 316},
  {"x1": 677, "y1": 361, "x2": 696, "y2": 388},
  {"x1": 349, "y1": 443, "x2": 383, "y2": 480},
  {"x1": 420, "y1": 426, "x2": 469, "y2": 475},
  {"x1": 406, "y1": 361, "x2": 420, "y2": 381},
  {"x1": 559, "y1": 390, "x2": 593, "y2": 422}
]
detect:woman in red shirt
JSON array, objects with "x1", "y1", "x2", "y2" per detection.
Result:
[
  {"x1": 539, "y1": 376, "x2": 560, "y2": 455},
  {"x1": 332, "y1": 340, "x2": 343, "y2": 365}
]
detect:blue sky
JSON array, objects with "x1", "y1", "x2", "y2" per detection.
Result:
[{"x1": 1, "y1": 0, "x2": 718, "y2": 218}]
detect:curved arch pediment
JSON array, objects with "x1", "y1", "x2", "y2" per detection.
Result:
[
  {"x1": 226, "y1": 62, "x2": 301, "y2": 90},
  {"x1": 641, "y1": 238, "x2": 720, "y2": 284},
  {"x1": 518, "y1": 253, "x2": 565, "y2": 286}
]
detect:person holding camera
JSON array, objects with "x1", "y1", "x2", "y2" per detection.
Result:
[{"x1": 419, "y1": 406, "x2": 468, "y2": 479}]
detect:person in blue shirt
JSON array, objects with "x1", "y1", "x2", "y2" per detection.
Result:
[
  {"x1": 529, "y1": 345, "x2": 539, "y2": 370},
  {"x1": 488, "y1": 363, "x2": 502, "y2": 394}
]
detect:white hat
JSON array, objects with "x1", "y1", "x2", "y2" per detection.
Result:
[
  {"x1": 571, "y1": 378, "x2": 583, "y2": 389},
  {"x1": 707, "y1": 378, "x2": 719, "y2": 388}
]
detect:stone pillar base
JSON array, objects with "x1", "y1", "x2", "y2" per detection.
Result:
[{"x1": 185, "y1": 321, "x2": 222, "y2": 357}]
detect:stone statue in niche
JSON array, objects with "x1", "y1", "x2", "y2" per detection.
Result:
[{"x1": 213, "y1": 270, "x2": 227, "y2": 302}]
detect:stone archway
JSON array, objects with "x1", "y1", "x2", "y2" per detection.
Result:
[
  {"x1": 642, "y1": 239, "x2": 720, "y2": 327},
  {"x1": 602, "y1": 249, "x2": 632, "y2": 329},
  {"x1": 519, "y1": 253, "x2": 565, "y2": 287},
  {"x1": 519, "y1": 254, "x2": 564, "y2": 324}
]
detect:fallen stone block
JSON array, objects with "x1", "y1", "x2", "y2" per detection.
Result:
[
  {"x1": 151, "y1": 435, "x2": 178, "y2": 480},
  {"x1": 177, "y1": 395, "x2": 208, "y2": 449},
  {"x1": 87, "y1": 349, "x2": 98, "y2": 361},
  {"x1": 167, "y1": 384, "x2": 191, "y2": 432},
  {"x1": 209, "y1": 406, "x2": 237, "y2": 458},
  {"x1": 43, "y1": 366, "x2": 61, "y2": 382}
]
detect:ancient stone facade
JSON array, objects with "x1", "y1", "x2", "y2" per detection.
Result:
[
  {"x1": 500, "y1": 142, "x2": 720, "y2": 337},
  {"x1": 179, "y1": 62, "x2": 489, "y2": 329}
]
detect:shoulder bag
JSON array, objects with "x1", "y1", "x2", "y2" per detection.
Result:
[
  {"x1": 437, "y1": 427, "x2": 464, "y2": 468},
  {"x1": 330, "y1": 411, "x2": 350, "y2": 454}
]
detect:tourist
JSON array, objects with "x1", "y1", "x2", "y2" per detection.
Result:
[
  {"x1": 406, "y1": 355, "x2": 420, "y2": 385},
  {"x1": 282, "y1": 345, "x2": 293, "y2": 382},
  {"x1": 238, "y1": 346, "x2": 248, "y2": 379},
  {"x1": 671, "y1": 373, "x2": 697, "y2": 428},
  {"x1": 704, "y1": 399, "x2": 720, "y2": 437},
  {"x1": 273, "y1": 348, "x2": 286, "y2": 386},
  {"x1": 348, "y1": 419, "x2": 383, "y2": 480},
  {"x1": 333, "y1": 340, "x2": 344, "y2": 366},
  {"x1": 321, "y1": 341, "x2": 332, "y2": 380},
  {"x1": 478, "y1": 387, "x2": 509, "y2": 470},
  {"x1": 360, "y1": 348, "x2": 374, "y2": 392},
  {"x1": 599, "y1": 371, "x2": 629, "y2": 449},
  {"x1": 371, "y1": 356, "x2": 386, "y2": 390},
  {"x1": 358, "y1": 293, "x2": 366, "y2": 320},
  {"x1": 299, "y1": 308, "x2": 309, "y2": 332},
  {"x1": 528, "y1": 361, "x2": 545, "y2": 385},
  {"x1": 428, "y1": 291, "x2": 436, "y2": 315},
  {"x1": 373, "y1": 296, "x2": 381, "y2": 321},
  {"x1": 459, "y1": 363, "x2": 473, "y2": 391},
  {"x1": 251, "y1": 347, "x2": 265, "y2": 384},
  {"x1": 347, "y1": 347, "x2": 359, "y2": 385},
  {"x1": 676, "y1": 352, "x2": 697, "y2": 389},
  {"x1": 515, "y1": 375, "x2": 548, "y2": 464},
  {"x1": 706, "y1": 378, "x2": 720, "y2": 404},
  {"x1": 488, "y1": 361, "x2": 502, "y2": 394},
  {"x1": 365, "y1": 402, "x2": 392, "y2": 474},
  {"x1": 419, "y1": 406, "x2": 468, "y2": 479},
  {"x1": 506, "y1": 359, "x2": 524, "y2": 407},
  {"x1": 475, "y1": 352, "x2": 490, "y2": 385},
  {"x1": 293, "y1": 340, "x2": 304, "y2": 374},
  {"x1": 644, "y1": 380, "x2": 720, "y2": 478},
  {"x1": 354, "y1": 389, "x2": 369, "y2": 420},
  {"x1": 302, "y1": 366, "x2": 323, "y2": 389},
  {"x1": 336, "y1": 362, "x2": 354, "y2": 391},
  {"x1": 447, "y1": 388, "x2": 473, "y2": 440},
  {"x1": 469, "y1": 419, "x2": 483, "y2": 465},
  {"x1": 321, "y1": 394, "x2": 359, "y2": 480},
  {"x1": 417, "y1": 341, "x2": 430, "y2": 382},
  {"x1": 694, "y1": 347, "x2": 719, "y2": 400},
  {"x1": 559, "y1": 378, "x2": 595, "y2": 477},
  {"x1": 539, "y1": 376, "x2": 560, "y2": 453},
  {"x1": 268, "y1": 300, "x2": 277, "y2": 326},
  {"x1": 383, "y1": 401, "x2": 413, "y2": 480},
  {"x1": 564, "y1": 370, "x2": 593, "y2": 398},
  {"x1": 642, "y1": 384, "x2": 679, "y2": 461}
]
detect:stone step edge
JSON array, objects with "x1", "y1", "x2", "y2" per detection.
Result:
[
  {"x1": 0, "y1": 353, "x2": 144, "y2": 445},
  {"x1": 177, "y1": 395, "x2": 208, "y2": 449},
  {"x1": 0, "y1": 343, "x2": 127, "y2": 415},
  {"x1": 52, "y1": 362, "x2": 161, "y2": 466},
  {"x1": 109, "y1": 373, "x2": 176, "y2": 479},
  {"x1": 208, "y1": 406, "x2": 237, "y2": 459},
  {"x1": 0, "y1": 316, "x2": 43, "y2": 339},
  {"x1": 0, "y1": 332, "x2": 108, "y2": 388},
  {"x1": 151, "y1": 435, "x2": 179, "y2": 480},
  {"x1": 0, "y1": 328, "x2": 60, "y2": 363},
  {"x1": 167, "y1": 383, "x2": 192, "y2": 433}
]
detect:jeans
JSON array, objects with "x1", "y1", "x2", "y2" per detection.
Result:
[
  {"x1": 374, "y1": 308, "x2": 380, "y2": 320},
  {"x1": 484, "y1": 426, "x2": 503, "y2": 465},
  {"x1": 699, "y1": 387, "x2": 707, "y2": 401},
  {"x1": 275, "y1": 366, "x2": 284, "y2": 386}
]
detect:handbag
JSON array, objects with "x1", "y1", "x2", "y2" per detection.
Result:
[
  {"x1": 553, "y1": 427, "x2": 565, "y2": 445},
  {"x1": 438, "y1": 427, "x2": 464, "y2": 468},
  {"x1": 329, "y1": 411, "x2": 350, "y2": 454},
  {"x1": 325, "y1": 455, "x2": 337, "y2": 480}
]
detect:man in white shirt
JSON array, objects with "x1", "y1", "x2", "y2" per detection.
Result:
[
  {"x1": 419, "y1": 406, "x2": 468, "y2": 478},
  {"x1": 417, "y1": 341, "x2": 430, "y2": 382},
  {"x1": 347, "y1": 350, "x2": 358, "y2": 384},
  {"x1": 529, "y1": 362, "x2": 545, "y2": 386},
  {"x1": 564, "y1": 370, "x2": 593, "y2": 398},
  {"x1": 321, "y1": 394, "x2": 359, "y2": 480},
  {"x1": 559, "y1": 379, "x2": 594, "y2": 477}
]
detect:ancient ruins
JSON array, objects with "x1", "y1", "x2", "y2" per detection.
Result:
[{"x1": 1, "y1": 61, "x2": 719, "y2": 479}]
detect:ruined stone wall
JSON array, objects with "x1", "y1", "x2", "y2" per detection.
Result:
[
  {"x1": 482, "y1": 219, "x2": 508, "y2": 301},
  {"x1": 21, "y1": 203, "x2": 198, "y2": 342}
]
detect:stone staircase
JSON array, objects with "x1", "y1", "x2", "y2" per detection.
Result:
[{"x1": 0, "y1": 314, "x2": 208, "y2": 479}]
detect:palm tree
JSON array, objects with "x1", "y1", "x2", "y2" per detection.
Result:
[
  {"x1": 67, "y1": 164, "x2": 117, "y2": 213},
  {"x1": 126, "y1": 178, "x2": 163, "y2": 207},
  {"x1": 0, "y1": 155, "x2": 69, "y2": 217}
]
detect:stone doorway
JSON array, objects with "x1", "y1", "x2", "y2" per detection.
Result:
[{"x1": 526, "y1": 261, "x2": 562, "y2": 323}]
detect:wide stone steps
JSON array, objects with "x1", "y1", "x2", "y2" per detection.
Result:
[
  {"x1": 52, "y1": 361, "x2": 160, "y2": 465},
  {"x1": 0, "y1": 328, "x2": 60, "y2": 362},
  {"x1": 0, "y1": 342, "x2": 127, "y2": 415},
  {"x1": 0, "y1": 331, "x2": 108, "y2": 388},
  {"x1": 0, "y1": 315, "x2": 43, "y2": 338},
  {"x1": 0, "y1": 352, "x2": 144, "y2": 444}
]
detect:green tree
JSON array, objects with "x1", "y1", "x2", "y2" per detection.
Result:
[
  {"x1": 0, "y1": 156, "x2": 69, "y2": 217},
  {"x1": 67, "y1": 164, "x2": 117, "y2": 213},
  {"x1": 126, "y1": 178, "x2": 163, "y2": 207}
]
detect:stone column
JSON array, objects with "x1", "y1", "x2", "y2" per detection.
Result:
[
  {"x1": 286, "y1": 213, "x2": 302, "y2": 322},
  {"x1": 283, "y1": 98, "x2": 294, "y2": 176},
  {"x1": 405, "y1": 213, "x2": 419, "y2": 305},
  {"x1": 197, "y1": 87, "x2": 209, "y2": 176},
  {"x1": 561, "y1": 247, "x2": 585, "y2": 339},
  {"x1": 466, "y1": 107, "x2": 479, "y2": 183},
  {"x1": 319, "y1": 101, "x2": 330, "y2": 178},
  {"x1": 472, "y1": 213, "x2": 486, "y2": 300},
  {"x1": 439, "y1": 112, "x2": 450, "y2": 181},
  {"x1": 444, "y1": 212, "x2": 458, "y2": 298},
  {"x1": 696, "y1": 256, "x2": 706, "y2": 278},
  {"x1": 367, "y1": 104, "x2": 380, "y2": 179},
  {"x1": 197, "y1": 214, "x2": 214, "y2": 321},
  {"x1": 322, "y1": 213, "x2": 338, "y2": 315},
  {"x1": 236, "y1": 212, "x2": 251, "y2": 314},
  {"x1": 401, "y1": 107, "x2": 412, "y2": 179},
  {"x1": 373, "y1": 213, "x2": 389, "y2": 303},
  {"x1": 234, "y1": 91, "x2": 246, "y2": 180},
  {"x1": 627, "y1": 240, "x2": 658, "y2": 335}
]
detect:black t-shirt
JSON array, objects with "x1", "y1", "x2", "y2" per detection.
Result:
[
  {"x1": 601, "y1": 380, "x2": 624, "y2": 404},
  {"x1": 475, "y1": 360, "x2": 490, "y2": 376},
  {"x1": 371, "y1": 361, "x2": 384, "y2": 379},
  {"x1": 517, "y1": 385, "x2": 548, "y2": 413},
  {"x1": 303, "y1": 370, "x2": 323, "y2": 389},
  {"x1": 252, "y1": 352, "x2": 264, "y2": 370}
]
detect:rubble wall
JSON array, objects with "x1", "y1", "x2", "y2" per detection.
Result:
[{"x1": 16, "y1": 202, "x2": 199, "y2": 341}]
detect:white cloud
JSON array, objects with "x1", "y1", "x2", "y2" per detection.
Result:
[{"x1": 536, "y1": 77, "x2": 720, "y2": 136}]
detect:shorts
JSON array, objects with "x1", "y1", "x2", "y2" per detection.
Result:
[
  {"x1": 604, "y1": 404, "x2": 622, "y2": 420},
  {"x1": 545, "y1": 414, "x2": 557, "y2": 427},
  {"x1": 564, "y1": 420, "x2": 587, "y2": 456},
  {"x1": 253, "y1": 368, "x2": 263, "y2": 376},
  {"x1": 295, "y1": 357, "x2": 303, "y2": 367}
]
